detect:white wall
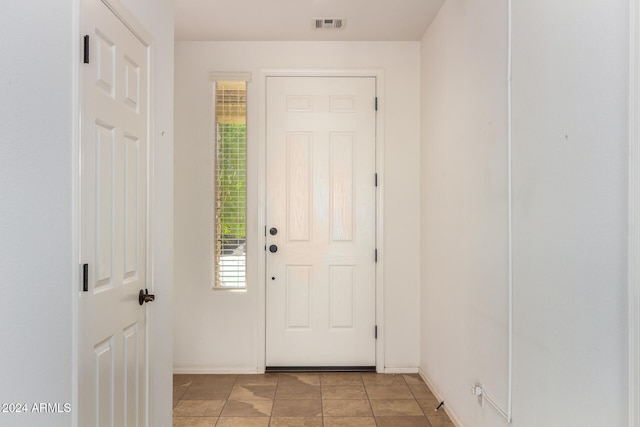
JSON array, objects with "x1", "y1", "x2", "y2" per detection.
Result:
[
  {"x1": 420, "y1": 1, "x2": 510, "y2": 426},
  {"x1": 511, "y1": 1, "x2": 628, "y2": 426},
  {"x1": 0, "y1": 1, "x2": 173, "y2": 426},
  {"x1": 0, "y1": 3, "x2": 75, "y2": 426},
  {"x1": 174, "y1": 41, "x2": 421, "y2": 372},
  {"x1": 420, "y1": 1, "x2": 629, "y2": 426}
]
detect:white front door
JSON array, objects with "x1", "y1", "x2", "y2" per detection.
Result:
[
  {"x1": 79, "y1": 0, "x2": 150, "y2": 425},
  {"x1": 265, "y1": 76, "x2": 377, "y2": 367}
]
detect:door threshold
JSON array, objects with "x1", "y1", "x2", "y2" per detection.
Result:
[{"x1": 265, "y1": 366, "x2": 376, "y2": 373}]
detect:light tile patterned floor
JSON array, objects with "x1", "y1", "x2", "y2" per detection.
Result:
[{"x1": 173, "y1": 373, "x2": 456, "y2": 427}]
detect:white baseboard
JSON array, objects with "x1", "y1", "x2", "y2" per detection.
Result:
[
  {"x1": 173, "y1": 367, "x2": 261, "y2": 375},
  {"x1": 418, "y1": 368, "x2": 464, "y2": 427},
  {"x1": 383, "y1": 367, "x2": 419, "y2": 374}
]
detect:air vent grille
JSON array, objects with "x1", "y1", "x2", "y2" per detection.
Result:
[{"x1": 313, "y1": 18, "x2": 346, "y2": 30}]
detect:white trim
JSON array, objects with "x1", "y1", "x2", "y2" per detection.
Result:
[
  {"x1": 506, "y1": 0, "x2": 514, "y2": 422},
  {"x1": 384, "y1": 367, "x2": 419, "y2": 374},
  {"x1": 630, "y1": 1, "x2": 640, "y2": 425},
  {"x1": 173, "y1": 367, "x2": 260, "y2": 375},
  {"x1": 257, "y1": 68, "x2": 385, "y2": 372},
  {"x1": 144, "y1": 29, "x2": 155, "y2": 427},
  {"x1": 71, "y1": 0, "x2": 81, "y2": 425},
  {"x1": 374, "y1": 70, "x2": 386, "y2": 374},
  {"x1": 419, "y1": 368, "x2": 463, "y2": 427},
  {"x1": 257, "y1": 72, "x2": 267, "y2": 372},
  {"x1": 98, "y1": 0, "x2": 151, "y2": 44},
  {"x1": 209, "y1": 71, "x2": 252, "y2": 82}
]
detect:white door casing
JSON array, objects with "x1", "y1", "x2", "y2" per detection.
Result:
[
  {"x1": 630, "y1": 1, "x2": 640, "y2": 425},
  {"x1": 79, "y1": 0, "x2": 150, "y2": 425},
  {"x1": 265, "y1": 76, "x2": 377, "y2": 367}
]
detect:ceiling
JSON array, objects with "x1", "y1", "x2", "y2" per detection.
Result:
[{"x1": 174, "y1": 0, "x2": 445, "y2": 42}]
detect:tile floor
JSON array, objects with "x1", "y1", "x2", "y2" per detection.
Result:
[{"x1": 173, "y1": 372, "x2": 456, "y2": 427}]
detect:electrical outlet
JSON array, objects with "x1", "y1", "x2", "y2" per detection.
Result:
[{"x1": 471, "y1": 385, "x2": 484, "y2": 407}]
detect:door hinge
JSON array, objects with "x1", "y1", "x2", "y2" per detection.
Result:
[
  {"x1": 375, "y1": 325, "x2": 378, "y2": 339},
  {"x1": 375, "y1": 249, "x2": 378, "y2": 263},
  {"x1": 82, "y1": 263, "x2": 89, "y2": 292},
  {"x1": 83, "y1": 35, "x2": 90, "y2": 64},
  {"x1": 375, "y1": 97, "x2": 378, "y2": 111},
  {"x1": 375, "y1": 173, "x2": 378, "y2": 187}
]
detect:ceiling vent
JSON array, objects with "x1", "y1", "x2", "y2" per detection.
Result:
[{"x1": 313, "y1": 18, "x2": 346, "y2": 30}]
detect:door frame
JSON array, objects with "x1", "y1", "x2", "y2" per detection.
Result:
[
  {"x1": 74, "y1": 0, "x2": 154, "y2": 425},
  {"x1": 257, "y1": 69, "x2": 386, "y2": 373},
  {"x1": 629, "y1": 1, "x2": 640, "y2": 425}
]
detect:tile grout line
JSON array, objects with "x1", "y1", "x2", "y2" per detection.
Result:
[
  {"x1": 173, "y1": 372, "x2": 453, "y2": 426},
  {"x1": 213, "y1": 375, "x2": 237, "y2": 426}
]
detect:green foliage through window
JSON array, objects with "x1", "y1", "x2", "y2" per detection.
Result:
[
  {"x1": 214, "y1": 81, "x2": 247, "y2": 288},
  {"x1": 217, "y1": 123, "x2": 246, "y2": 241}
]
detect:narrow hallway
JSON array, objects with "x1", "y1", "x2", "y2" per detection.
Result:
[{"x1": 173, "y1": 372, "x2": 455, "y2": 426}]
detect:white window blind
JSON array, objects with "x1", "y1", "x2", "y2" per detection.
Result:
[{"x1": 213, "y1": 81, "x2": 247, "y2": 288}]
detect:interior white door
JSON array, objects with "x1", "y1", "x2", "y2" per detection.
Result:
[
  {"x1": 265, "y1": 76, "x2": 377, "y2": 367},
  {"x1": 79, "y1": 0, "x2": 149, "y2": 425}
]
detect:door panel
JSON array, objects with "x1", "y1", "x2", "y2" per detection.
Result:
[
  {"x1": 79, "y1": 0, "x2": 149, "y2": 425},
  {"x1": 287, "y1": 133, "x2": 312, "y2": 241},
  {"x1": 266, "y1": 76, "x2": 376, "y2": 367}
]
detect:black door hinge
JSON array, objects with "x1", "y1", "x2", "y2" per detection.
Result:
[
  {"x1": 375, "y1": 325, "x2": 378, "y2": 339},
  {"x1": 375, "y1": 173, "x2": 378, "y2": 187},
  {"x1": 375, "y1": 97, "x2": 378, "y2": 111},
  {"x1": 82, "y1": 263, "x2": 89, "y2": 292},
  {"x1": 83, "y1": 35, "x2": 90, "y2": 64},
  {"x1": 375, "y1": 249, "x2": 378, "y2": 263}
]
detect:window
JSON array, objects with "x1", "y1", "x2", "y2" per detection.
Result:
[{"x1": 213, "y1": 80, "x2": 247, "y2": 288}]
